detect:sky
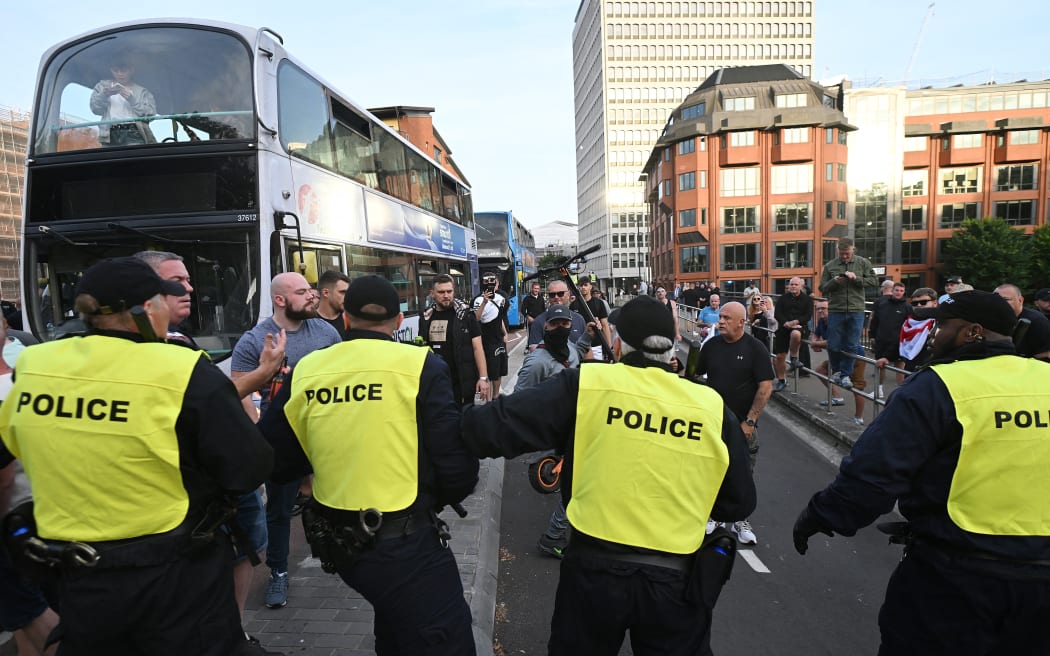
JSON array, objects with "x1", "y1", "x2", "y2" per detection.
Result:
[{"x1": 3, "y1": 1, "x2": 1048, "y2": 229}]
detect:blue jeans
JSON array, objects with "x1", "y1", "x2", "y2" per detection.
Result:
[
  {"x1": 546, "y1": 501, "x2": 569, "y2": 540},
  {"x1": 827, "y1": 312, "x2": 865, "y2": 378},
  {"x1": 265, "y1": 479, "x2": 300, "y2": 573}
]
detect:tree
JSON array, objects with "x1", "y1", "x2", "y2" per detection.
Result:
[
  {"x1": 1029, "y1": 223, "x2": 1050, "y2": 290},
  {"x1": 943, "y1": 217, "x2": 1031, "y2": 292}
]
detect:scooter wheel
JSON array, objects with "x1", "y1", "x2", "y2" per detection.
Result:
[{"x1": 528, "y1": 455, "x2": 562, "y2": 494}]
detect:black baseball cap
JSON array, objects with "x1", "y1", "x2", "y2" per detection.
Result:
[
  {"x1": 609, "y1": 295, "x2": 675, "y2": 353},
  {"x1": 1035, "y1": 288, "x2": 1050, "y2": 302},
  {"x1": 76, "y1": 257, "x2": 186, "y2": 315},
  {"x1": 946, "y1": 276, "x2": 962, "y2": 284},
  {"x1": 545, "y1": 305, "x2": 573, "y2": 323},
  {"x1": 344, "y1": 275, "x2": 401, "y2": 321},
  {"x1": 912, "y1": 290, "x2": 1017, "y2": 336}
]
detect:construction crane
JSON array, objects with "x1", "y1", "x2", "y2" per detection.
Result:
[{"x1": 904, "y1": 3, "x2": 936, "y2": 84}]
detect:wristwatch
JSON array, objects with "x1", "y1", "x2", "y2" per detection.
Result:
[
  {"x1": 479, "y1": 376, "x2": 489, "y2": 381},
  {"x1": 745, "y1": 418, "x2": 757, "y2": 428}
]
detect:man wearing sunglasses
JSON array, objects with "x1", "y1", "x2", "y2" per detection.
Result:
[
  {"x1": 901, "y1": 288, "x2": 938, "y2": 373},
  {"x1": 794, "y1": 291, "x2": 1050, "y2": 655},
  {"x1": 527, "y1": 280, "x2": 587, "y2": 352}
]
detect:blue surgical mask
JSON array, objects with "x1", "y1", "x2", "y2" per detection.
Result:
[{"x1": 3, "y1": 338, "x2": 25, "y2": 368}]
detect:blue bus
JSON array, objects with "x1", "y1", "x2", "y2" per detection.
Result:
[{"x1": 475, "y1": 211, "x2": 537, "y2": 328}]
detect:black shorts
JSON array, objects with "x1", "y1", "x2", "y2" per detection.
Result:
[
  {"x1": 874, "y1": 340, "x2": 902, "y2": 361},
  {"x1": 486, "y1": 344, "x2": 509, "y2": 379},
  {"x1": 773, "y1": 326, "x2": 809, "y2": 354}
]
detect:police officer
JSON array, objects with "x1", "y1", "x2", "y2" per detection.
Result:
[
  {"x1": 462, "y1": 295, "x2": 756, "y2": 655},
  {"x1": 794, "y1": 290, "x2": 1050, "y2": 655},
  {"x1": 0, "y1": 257, "x2": 275, "y2": 656},
  {"x1": 259, "y1": 274, "x2": 479, "y2": 656}
]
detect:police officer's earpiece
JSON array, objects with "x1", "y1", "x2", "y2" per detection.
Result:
[{"x1": 969, "y1": 327, "x2": 984, "y2": 342}]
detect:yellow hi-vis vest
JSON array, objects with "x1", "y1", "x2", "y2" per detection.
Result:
[
  {"x1": 0, "y1": 336, "x2": 201, "y2": 542},
  {"x1": 933, "y1": 356, "x2": 1050, "y2": 536},
  {"x1": 284, "y1": 339, "x2": 425, "y2": 512},
  {"x1": 569, "y1": 363, "x2": 729, "y2": 553}
]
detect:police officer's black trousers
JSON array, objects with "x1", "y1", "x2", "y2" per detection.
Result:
[
  {"x1": 548, "y1": 554, "x2": 710, "y2": 656},
  {"x1": 55, "y1": 538, "x2": 244, "y2": 656},
  {"x1": 338, "y1": 527, "x2": 475, "y2": 656},
  {"x1": 878, "y1": 549, "x2": 1050, "y2": 656}
]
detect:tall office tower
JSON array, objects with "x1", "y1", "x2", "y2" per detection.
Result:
[{"x1": 573, "y1": 0, "x2": 815, "y2": 293}]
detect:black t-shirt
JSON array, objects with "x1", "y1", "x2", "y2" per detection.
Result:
[
  {"x1": 680, "y1": 288, "x2": 700, "y2": 308},
  {"x1": 425, "y1": 307, "x2": 480, "y2": 376},
  {"x1": 1018, "y1": 307, "x2": 1050, "y2": 358},
  {"x1": 570, "y1": 296, "x2": 609, "y2": 323},
  {"x1": 695, "y1": 288, "x2": 711, "y2": 308},
  {"x1": 322, "y1": 313, "x2": 350, "y2": 341},
  {"x1": 696, "y1": 334, "x2": 775, "y2": 420}
]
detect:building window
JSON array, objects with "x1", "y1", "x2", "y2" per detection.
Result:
[
  {"x1": 678, "y1": 171, "x2": 696, "y2": 191},
  {"x1": 679, "y1": 208, "x2": 697, "y2": 227},
  {"x1": 901, "y1": 240, "x2": 926, "y2": 265},
  {"x1": 771, "y1": 164, "x2": 814, "y2": 194},
  {"x1": 772, "y1": 203, "x2": 811, "y2": 231},
  {"x1": 936, "y1": 238, "x2": 950, "y2": 261},
  {"x1": 680, "y1": 246, "x2": 709, "y2": 273},
  {"x1": 782, "y1": 127, "x2": 808, "y2": 143},
  {"x1": 838, "y1": 130, "x2": 847, "y2": 145},
  {"x1": 824, "y1": 201, "x2": 833, "y2": 219},
  {"x1": 678, "y1": 139, "x2": 696, "y2": 155},
  {"x1": 823, "y1": 239, "x2": 838, "y2": 265},
  {"x1": 1009, "y1": 130, "x2": 1039, "y2": 145},
  {"x1": 837, "y1": 201, "x2": 846, "y2": 219},
  {"x1": 663, "y1": 147, "x2": 671, "y2": 161},
  {"x1": 721, "y1": 206, "x2": 760, "y2": 234},
  {"x1": 939, "y1": 202, "x2": 981, "y2": 228},
  {"x1": 720, "y1": 167, "x2": 760, "y2": 196},
  {"x1": 775, "y1": 92, "x2": 807, "y2": 108},
  {"x1": 681, "y1": 102, "x2": 706, "y2": 119},
  {"x1": 729, "y1": 131, "x2": 755, "y2": 147},
  {"x1": 825, "y1": 163, "x2": 833, "y2": 181},
  {"x1": 995, "y1": 200, "x2": 1036, "y2": 226},
  {"x1": 903, "y1": 170, "x2": 927, "y2": 196},
  {"x1": 995, "y1": 163, "x2": 1037, "y2": 191},
  {"x1": 724, "y1": 96, "x2": 756, "y2": 111},
  {"x1": 699, "y1": 135, "x2": 707, "y2": 151},
  {"x1": 700, "y1": 207, "x2": 708, "y2": 225},
  {"x1": 722, "y1": 243, "x2": 760, "y2": 270},
  {"x1": 953, "y1": 133, "x2": 982, "y2": 149},
  {"x1": 837, "y1": 163, "x2": 847, "y2": 182},
  {"x1": 825, "y1": 128, "x2": 834, "y2": 144},
  {"x1": 700, "y1": 170, "x2": 707, "y2": 188},
  {"x1": 902, "y1": 205, "x2": 926, "y2": 230},
  {"x1": 940, "y1": 167, "x2": 981, "y2": 194},
  {"x1": 904, "y1": 136, "x2": 926, "y2": 152},
  {"x1": 773, "y1": 241, "x2": 811, "y2": 268},
  {"x1": 662, "y1": 179, "x2": 672, "y2": 196}
]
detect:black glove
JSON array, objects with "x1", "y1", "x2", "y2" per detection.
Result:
[{"x1": 793, "y1": 506, "x2": 834, "y2": 555}]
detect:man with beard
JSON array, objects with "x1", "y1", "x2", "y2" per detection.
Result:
[
  {"x1": 231, "y1": 272, "x2": 341, "y2": 610},
  {"x1": 419, "y1": 274, "x2": 489, "y2": 405},
  {"x1": 794, "y1": 291, "x2": 1050, "y2": 655}
]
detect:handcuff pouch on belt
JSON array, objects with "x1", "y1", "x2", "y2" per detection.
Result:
[
  {"x1": 301, "y1": 500, "x2": 383, "y2": 574},
  {"x1": 686, "y1": 525, "x2": 738, "y2": 607},
  {"x1": 2, "y1": 501, "x2": 99, "y2": 577}
]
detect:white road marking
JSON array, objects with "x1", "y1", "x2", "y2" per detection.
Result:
[{"x1": 738, "y1": 549, "x2": 771, "y2": 573}]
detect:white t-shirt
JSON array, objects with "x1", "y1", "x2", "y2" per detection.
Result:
[{"x1": 472, "y1": 293, "x2": 506, "y2": 325}]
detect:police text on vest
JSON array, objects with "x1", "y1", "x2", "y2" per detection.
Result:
[
  {"x1": 606, "y1": 406, "x2": 702, "y2": 440},
  {"x1": 15, "y1": 393, "x2": 129, "y2": 422},
  {"x1": 303, "y1": 384, "x2": 383, "y2": 405}
]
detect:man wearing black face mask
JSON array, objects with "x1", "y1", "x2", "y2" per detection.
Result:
[
  {"x1": 516, "y1": 306, "x2": 588, "y2": 389},
  {"x1": 515, "y1": 305, "x2": 594, "y2": 558}
]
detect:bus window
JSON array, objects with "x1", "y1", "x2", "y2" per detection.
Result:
[
  {"x1": 346, "y1": 245, "x2": 420, "y2": 315},
  {"x1": 278, "y1": 62, "x2": 335, "y2": 169},
  {"x1": 34, "y1": 26, "x2": 254, "y2": 155}
]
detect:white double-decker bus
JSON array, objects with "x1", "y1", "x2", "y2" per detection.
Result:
[{"x1": 23, "y1": 19, "x2": 478, "y2": 359}]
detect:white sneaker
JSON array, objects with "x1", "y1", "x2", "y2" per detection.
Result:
[
  {"x1": 706, "y1": 518, "x2": 726, "y2": 535},
  {"x1": 732, "y1": 520, "x2": 757, "y2": 545},
  {"x1": 878, "y1": 385, "x2": 885, "y2": 398}
]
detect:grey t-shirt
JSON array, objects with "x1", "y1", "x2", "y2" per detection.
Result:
[{"x1": 231, "y1": 316, "x2": 341, "y2": 412}]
